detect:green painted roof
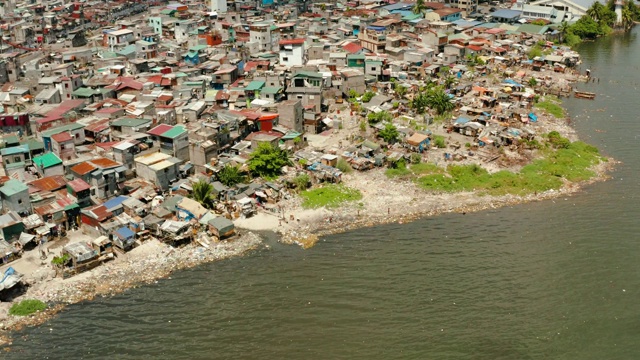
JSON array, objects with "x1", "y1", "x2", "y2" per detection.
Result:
[
  {"x1": 189, "y1": 44, "x2": 208, "y2": 52},
  {"x1": 111, "y1": 118, "x2": 151, "y2": 127},
  {"x1": 42, "y1": 123, "x2": 84, "y2": 138},
  {"x1": 516, "y1": 24, "x2": 548, "y2": 35},
  {"x1": 2, "y1": 135, "x2": 19, "y2": 145},
  {"x1": 72, "y1": 87, "x2": 102, "y2": 97},
  {"x1": 261, "y1": 86, "x2": 282, "y2": 94},
  {"x1": 117, "y1": 45, "x2": 137, "y2": 56},
  {"x1": 21, "y1": 138, "x2": 45, "y2": 152},
  {"x1": 183, "y1": 81, "x2": 204, "y2": 86},
  {"x1": 347, "y1": 54, "x2": 366, "y2": 60},
  {"x1": 0, "y1": 179, "x2": 28, "y2": 197},
  {"x1": 33, "y1": 152, "x2": 63, "y2": 169},
  {"x1": 292, "y1": 71, "x2": 323, "y2": 79},
  {"x1": 245, "y1": 80, "x2": 265, "y2": 91},
  {"x1": 160, "y1": 125, "x2": 186, "y2": 139}
]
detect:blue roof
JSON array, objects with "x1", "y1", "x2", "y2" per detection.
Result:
[
  {"x1": 455, "y1": 117, "x2": 470, "y2": 124},
  {"x1": 491, "y1": 9, "x2": 522, "y2": 19},
  {"x1": 116, "y1": 227, "x2": 135, "y2": 239},
  {"x1": 103, "y1": 195, "x2": 129, "y2": 210}
]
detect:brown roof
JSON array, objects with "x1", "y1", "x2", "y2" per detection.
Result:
[
  {"x1": 51, "y1": 132, "x2": 73, "y2": 143},
  {"x1": 71, "y1": 162, "x2": 98, "y2": 175},
  {"x1": 67, "y1": 178, "x2": 91, "y2": 192},
  {"x1": 90, "y1": 157, "x2": 120, "y2": 168},
  {"x1": 28, "y1": 175, "x2": 67, "y2": 192}
]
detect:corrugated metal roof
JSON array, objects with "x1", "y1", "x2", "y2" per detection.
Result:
[{"x1": 33, "y1": 153, "x2": 62, "y2": 169}]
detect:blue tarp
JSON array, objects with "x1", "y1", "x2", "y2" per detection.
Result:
[
  {"x1": 455, "y1": 117, "x2": 470, "y2": 124},
  {"x1": 528, "y1": 112, "x2": 538, "y2": 122},
  {"x1": 504, "y1": 79, "x2": 524, "y2": 88},
  {"x1": 115, "y1": 227, "x2": 135, "y2": 240},
  {"x1": 0, "y1": 267, "x2": 15, "y2": 284},
  {"x1": 103, "y1": 196, "x2": 129, "y2": 210}
]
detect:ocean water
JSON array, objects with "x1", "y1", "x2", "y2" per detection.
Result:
[{"x1": 5, "y1": 29, "x2": 640, "y2": 359}]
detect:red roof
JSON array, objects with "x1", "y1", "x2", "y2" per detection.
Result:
[
  {"x1": 342, "y1": 42, "x2": 363, "y2": 54},
  {"x1": 51, "y1": 132, "x2": 73, "y2": 142},
  {"x1": 67, "y1": 178, "x2": 91, "y2": 192},
  {"x1": 71, "y1": 162, "x2": 97, "y2": 175},
  {"x1": 467, "y1": 45, "x2": 483, "y2": 52},
  {"x1": 161, "y1": 78, "x2": 172, "y2": 86},
  {"x1": 84, "y1": 204, "x2": 112, "y2": 222},
  {"x1": 36, "y1": 100, "x2": 85, "y2": 124},
  {"x1": 85, "y1": 119, "x2": 111, "y2": 133},
  {"x1": 279, "y1": 38, "x2": 305, "y2": 46},
  {"x1": 148, "y1": 124, "x2": 173, "y2": 136}
]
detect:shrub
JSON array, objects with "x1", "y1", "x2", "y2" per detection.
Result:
[
  {"x1": 361, "y1": 91, "x2": 375, "y2": 103},
  {"x1": 292, "y1": 174, "x2": 311, "y2": 191},
  {"x1": 336, "y1": 158, "x2": 352, "y2": 173},
  {"x1": 410, "y1": 153, "x2": 422, "y2": 164},
  {"x1": 432, "y1": 135, "x2": 446, "y2": 148},
  {"x1": 9, "y1": 299, "x2": 47, "y2": 316}
]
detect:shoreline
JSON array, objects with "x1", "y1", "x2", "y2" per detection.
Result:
[
  {"x1": 0, "y1": 157, "x2": 616, "y2": 346},
  {"x1": 0, "y1": 232, "x2": 263, "y2": 346}
]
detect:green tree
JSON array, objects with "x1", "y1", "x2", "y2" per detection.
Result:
[
  {"x1": 361, "y1": 91, "x2": 375, "y2": 102},
  {"x1": 570, "y1": 16, "x2": 602, "y2": 38},
  {"x1": 412, "y1": 0, "x2": 425, "y2": 14},
  {"x1": 190, "y1": 179, "x2": 215, "y2": 209},
  {"x1": 443, "y1": 76, "x2": 457, "y2": 89},
  {"x1": 378, "y1": 123, "x2": 399, "y2": 143},
  {"x1": 394, "y1": 83, "x2": 407, "y2": 97},
  {"x1": 348, "y1": 89, "x2": 359, "y2": 102},
  {"x1": 217, "y1": 164, "x2": 245, "y2": 187},
  {"x1": 367, "y1": 110, "x2": 392, "y2": 124},
  {"x1": 528, "y1": 77, "x2": 538, "y2": 87},
  {"x1": 426, "y1": 87, "x2": 455, "y2": 115},
  {"x1": 248, "y1": 143, "x2": 292, "y2": 178},
  {"x1": 411, "y1": 92, "x2": 429, "y2": 114}
]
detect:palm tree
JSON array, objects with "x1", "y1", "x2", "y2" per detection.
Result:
[
  {"x1": 412, "y1": 0, "x2": 425, "y2": 15},
  {"x1": 190, "y1": 179, "x2": 214, "y2": 209},
  {"x1": 217, "y1": 164, "x2": 245, "y2": 187},
  {"x1": 558, "y1": 21, "x2": 570, "y2": 42},
  {"x1": 426, "y1": 87, "x2": 454, "y2": 115},
  {"x1": 622, "y1": 7, "x2": 634, "y2": 29},
  {"x1": 443, "y1": 76, "x2": 457, "y2": 90}
]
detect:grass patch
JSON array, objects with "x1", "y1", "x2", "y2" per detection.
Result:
[
  {"x1": 535, "y1": 97, "x2": 564, "y2": 118},
  {"x1": 301, "y1": 184, "x2": 363, "y2": 208},
  {"x1": 412, "y1": 140, "x2": 602, "y2": 196},
  {"x1": 9, "y1": 299, "x2": 47, "y2": 316},
  {"x1": 336, "y1": 158, "x2": 352, "y2": 173}
]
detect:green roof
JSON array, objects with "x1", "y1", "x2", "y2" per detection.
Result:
[
  {"x1": 2, "y1": 135, "x2": 19, "y2": 145},
  {"x1": 292, "y1": 71, "x2": 323, "y2": 79},
  {"x1": 161, "y1": 125, "x2": 186, "y2": 139},
  {"x1": 117, "y1": 45, "x2": 137, "y2": 56},
  {"x1": 33, "y1": 152, "x2": 63, "y2": 169},
  {"x1": 21, "y1": 138, "x2": 45, "y2": 151},
  {"x1": 160, "y1": 9, "x2": 175, "y2": 15},
  {"x1": 72, "y1": 87, "x2": 102, "y2": 97},
  {"x1": 42, "y1": 123, "x2": 85, "y2": 138},
  {"x1": 261, "y1": 86, "x2": 282, "y2": 94},
  {"x1": 0, "y1": 179, "x2": 28, "y2": 197},
  {"x1": 347, "y1": 54, "x2": 366, "y2": 60},
  {"x1": 183, "y1": 81, "x2": 204, "y2": 86},
  {"x1": 189, "y1": 44, "x2": 208, "y2": 52},
  {"x1": 111, "y1": 118, "x2": 151, "y2": 127},
  {"x1": 516, "y1": 24, "x2": 549, "y2": 35},
  {"x1": 245, "y1": 80, "x2": 265, "y2": 91}
]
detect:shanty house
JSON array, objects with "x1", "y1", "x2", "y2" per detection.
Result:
[{"x1": 0, "y1": 180, "x2": 30, "y2": 215}]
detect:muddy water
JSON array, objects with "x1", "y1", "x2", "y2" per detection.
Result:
[{"x1": 5, "y1": 30, "x2": 640, "y2": 359}]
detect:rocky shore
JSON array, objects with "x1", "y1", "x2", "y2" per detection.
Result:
[{"x1": 0, "y1": 232, "x2": 263, "y2": 346}]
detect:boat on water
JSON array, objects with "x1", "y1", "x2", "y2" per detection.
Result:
[{"x1": 574, "y1": 91, "x2": 596, "y2": 99}]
